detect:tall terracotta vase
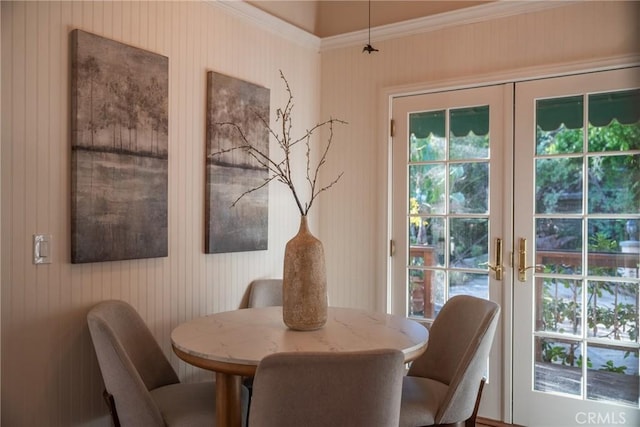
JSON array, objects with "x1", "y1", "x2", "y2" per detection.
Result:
[{"x1": 282, "y1": 215, "x2": 328, "y2": 331}]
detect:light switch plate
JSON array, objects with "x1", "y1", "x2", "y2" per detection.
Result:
[{"x1": 33, "y1": 234, "x2": 52, "y2": 264}]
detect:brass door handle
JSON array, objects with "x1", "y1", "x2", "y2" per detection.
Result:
[
  {"x1": 518, "y1": 238, "x2": 545, "y2": 282},
  {"x1": 479, "y1": 238, "x2": 503, "y2": 280}
]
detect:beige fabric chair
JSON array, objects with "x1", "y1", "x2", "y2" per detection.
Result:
[
  {"x1": 87, "y1": 300, "x2": 247, "y2": 427},
  {"x1": 248, "y1": 349, "x2": 405, "y2": 427},
  {"x1": 247, "y1": 279, "x2": 282, "y2": 308},
  {"x1": 242, "y1": 279, "x2": 284, "y2": 400},
  {"x1": 400, "y1": 295, "x2": 500, "y2": 427}
]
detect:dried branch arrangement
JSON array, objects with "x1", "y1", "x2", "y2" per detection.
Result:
[{"x1": 211, "y1": 71, "x2": 347, "y2": 216}]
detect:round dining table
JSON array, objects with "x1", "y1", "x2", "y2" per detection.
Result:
[{"x1": 171, "y1": 305, "x2": 429, "y2": 427}]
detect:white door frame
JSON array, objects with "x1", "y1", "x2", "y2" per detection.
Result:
[{"x1": 379, "y1": 54, "x2": 640, "y2": 424}]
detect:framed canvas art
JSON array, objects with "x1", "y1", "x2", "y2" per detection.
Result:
[
  {"x1": 205, "y1": 72, "x2": 270, "y2": 253},
  {"x1": 70, "y1": 30, "x2": 168, "y2": 263}
]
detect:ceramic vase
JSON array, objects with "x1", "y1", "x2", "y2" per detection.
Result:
[{"x1": 282, "y1": 215, "x2": 328, "y2": 330}]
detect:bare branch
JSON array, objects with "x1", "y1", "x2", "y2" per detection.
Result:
[
  {"x1": 231, "y1": 175, "x2": 277, "y2": 207},
  {"x1": 211, "y1": 70, "x2": 347, "y2": 217},
  {"x1": 305, "y1": 172, "x2": 344, "y2": 215}
]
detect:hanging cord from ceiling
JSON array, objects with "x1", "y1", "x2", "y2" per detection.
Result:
[{"x1": 363, "y1": 0, "x2": 379, "y2": 54}]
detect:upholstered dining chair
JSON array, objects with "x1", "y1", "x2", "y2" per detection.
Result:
[
  {"x1": 247, "y1": 279, "x2": 282, "y2": 308},
  {"x1": 399, "y1": 295, "x2": 500, "y2": 427},
  {"x1": 248, "y1": 349, "x2": 405, "y2": 427},
  {"x1": 87, "y1": 300, "x2": 248, "y2": 427},
  {"x1": 242, "y1": 279, "x2": 283, "y2": 399}
]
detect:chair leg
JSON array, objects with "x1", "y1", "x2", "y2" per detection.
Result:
[
  {"x1": 422, "y1": 378, "x2": 487, "y2": 427},
  {"x1": 465, "y1": 377, "x2": 486, "y2": 427},
  {"x1": 103, "y1": 389, "x2": 121, "y2": 427}
]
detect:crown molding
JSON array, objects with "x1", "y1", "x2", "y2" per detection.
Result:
[
  {"x1": 208, "y1": 0, "x2": 321, "y2": 51},
  {"x1": 208, "y1": 1, "x2": 578, "y2": 53},
  {"x1": 320, "y1": 0, "x2": 579, "y2": 52}
]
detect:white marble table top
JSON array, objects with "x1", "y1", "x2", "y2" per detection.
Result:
[{"x1": 171, "y1": 306, "x2": 429, "y2": 370}]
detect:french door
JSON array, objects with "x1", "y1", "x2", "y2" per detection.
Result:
[
  {"x1": 513, "y1": 68, "x2": 639, "y2": 426},
  {"x1": 391, "y1": 84, "x2": 511, "y2": 421},
  {"x1": 390, "y1": 67, "x2": 640, "y2": 425}
]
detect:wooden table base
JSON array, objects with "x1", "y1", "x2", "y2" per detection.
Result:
[{"x1": 216, "y1": 372, "x2": 243, "y2": 427}]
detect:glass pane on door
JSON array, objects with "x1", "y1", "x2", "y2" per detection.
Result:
[{"x1": 532, "y1": 88, "x2": 640, "y2": 407}]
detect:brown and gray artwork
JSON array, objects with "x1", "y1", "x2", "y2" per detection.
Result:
[
  {"x1": 71, "y1": 29, "x2": 168, "y2": 263},
  {"x1": 205, "y1": 72, "x2": 270, "y2": 254}
]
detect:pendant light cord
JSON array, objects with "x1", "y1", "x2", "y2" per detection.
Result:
[
  {"x1": 368, "y1": 0, "x2": 372, "y2": 44},
  {"x1": 363, "y1": 0, "x2": 379, "y2": 53}
]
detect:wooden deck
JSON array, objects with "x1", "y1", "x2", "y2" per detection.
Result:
[
  {"x1": 474, "y1": 363, "x2": 638, "y2": 427},
  {"x1": 535, "y1": 362, "x2": 639, "y2": 405}
]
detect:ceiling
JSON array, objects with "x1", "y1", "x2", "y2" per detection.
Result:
[{"x1": 246, "y1": 1, "x2": 493, "y2": 38}]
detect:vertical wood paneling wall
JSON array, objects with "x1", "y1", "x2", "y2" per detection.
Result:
[
  {"x1": 318, "y1": 1, "x2": 640, "y2": 313},
  {"x1": 2, "y1": 0, "x2": 639, "y2": 425},
  {"x1": 1, "y1": 1, "x2": 320, "y2": 425}
]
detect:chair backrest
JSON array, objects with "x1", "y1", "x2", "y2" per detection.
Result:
[
  {"x1": 249, "y1": 349, "x2": 405, "y2": 427},
  {"x1": 407, "y1": 295, "x2": 500, "y2": 424},
  {"x1": 87, "y1": 300, "x2": 180, "y2": 426},
  {"x1": 248, "y1": 279, "x2": 283, "y2": 308}
]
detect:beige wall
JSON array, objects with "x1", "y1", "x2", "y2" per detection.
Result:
[
  {"x1": 318, "y1": 0, "x2": 640, "y2": 314},
  {"x1": 1, "y1": 1, "x2": 320, "y2": 425},
  {"x1": 2, "y1": 0, "x2": 639, "y2": 425}
]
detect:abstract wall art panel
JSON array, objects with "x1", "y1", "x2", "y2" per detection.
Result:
[
  {"x1": 205, "y1": 72, "x2": 270, "y2": 253},
  {"x1": 71, "y1": 30, "x2": 168, "y2": 263}
]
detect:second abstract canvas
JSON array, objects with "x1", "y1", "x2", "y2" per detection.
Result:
[{"x1": 205, "y1": 72, "x2": 270, "y2": 253}]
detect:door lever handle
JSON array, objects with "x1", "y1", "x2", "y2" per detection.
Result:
[
  {"x1": 518, "y1": 238, "x2": 545, "y2": 282},
  {"x1": 479, "y1": 238, "x2": 503, "y2": 280}
]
